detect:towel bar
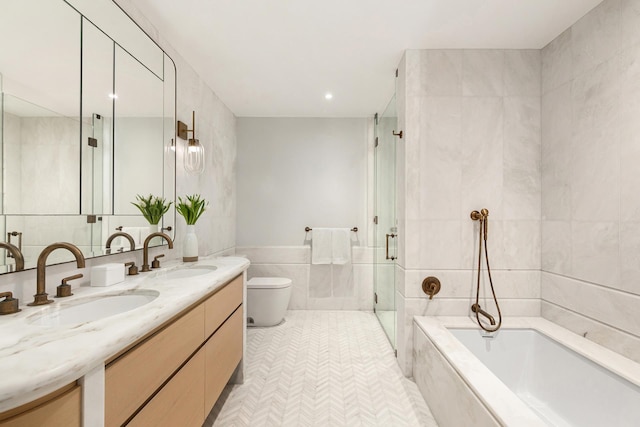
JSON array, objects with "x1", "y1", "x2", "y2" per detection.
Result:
[{"x1": 305, "y1": 226, "x2": 358, "y2": 232}]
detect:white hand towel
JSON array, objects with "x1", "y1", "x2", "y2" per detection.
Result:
[
  {"x1": 332, "y1": 228, "x2": 352, "y2": 265},
  {"x1": 311, "y1": 228, "x2": 332, "y2": 264}
]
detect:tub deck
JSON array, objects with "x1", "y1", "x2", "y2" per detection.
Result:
[{"x1": 413, "y1": 317, "x2": 640, "y2": 427}]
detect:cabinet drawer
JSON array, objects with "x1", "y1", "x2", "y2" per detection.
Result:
[
  {"x1": 205, "y1": 306, "x2": 243, "y2": 414},
  {"x1": 128, "y1": 349, "x2": 205, "y2": 427},
  {"x1": 0, "y1": 385, "x2": 81, "y2": 427},
  {"x1": 205, "y1": 274, "x2": 242, "y2": 337},
  {"x1": 105, "y1": 305, "x2": 205, "y2": 427}
]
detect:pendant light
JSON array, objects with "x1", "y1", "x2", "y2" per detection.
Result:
[{"x1": 177, "y1": 111, "x2": 205, "y2": 175}]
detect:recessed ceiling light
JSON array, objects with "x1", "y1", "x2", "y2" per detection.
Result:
[
  {"x1": 108, "y1": 93, "x2": 118, "y2": 99},
  {"x1": 325, "y1": 93, "x2": 333, "y2": 100}
]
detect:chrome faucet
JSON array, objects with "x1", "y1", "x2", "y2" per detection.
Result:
[
  {"x1": 28, "y1": 242, "x2": 86, "y2": 306},
  {"x1": 105, "y1": 232, "x2": 136, "y2": 253},
  {"x1": 0, "y1": 242, "x2": 25, "y2": 271},
  {"x1": 141, "y1": 232, "x2": 173, "y2": 272}
]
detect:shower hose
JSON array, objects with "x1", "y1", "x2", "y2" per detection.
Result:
[{"x1": 472, "y1": 209, "x2": 502, "y2": 333}]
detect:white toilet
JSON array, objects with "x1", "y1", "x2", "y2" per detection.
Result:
[{"x1": 246, "y1": 277, "x2": 292, "y2": 326}]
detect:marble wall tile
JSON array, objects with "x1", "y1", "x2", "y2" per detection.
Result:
[
  {"x1": 571, "y1": 0, "x2": 621, "y2": 78},
  {"x1": 503, "y1": 50, "x2": 541, "y2": 96},
  {"x1": 405, "y1": 94, "x2": 422, "y2": 221},
  {"x1": 418, "y1": 220, "x2": 461, "y2": 269},
  {"x1": 403, "y1": 269, "x2": 540, "y2": 299},
  {"x1": 332, "y1": 264, "x2": 354, "y2": 297},
  {"x1": 619, "y1": 221, "x2": 640, "y2": 295},
  {"x1": 542, "y1": 28, "x2": 572, "y2": 95},
  {"x1": 237, "y1": 246, "x2": 310, "y2": 264},
  {"x1": 619, "y1": 43, "x2": 640, "y2": 221},
  {"x1": 461, "y1": 97, "x2": 504, "y2": 219},
  {"x1": 541, "y1": 84, "x2": 572, "y2": 221},
  {"x1": 501, "y1": 220, "x2": 541, "y2": 270},
  {"x1": 405, "y1": 50, "x2": 422, "y2": 97},
  {"x1": 420, "y1": 50, "x2": 463, "y2": 97},
  {"x1": 419, "y1": 97, "x2": 462, "y2": 221},
  {"x1": 541, "y1": 301, "x2": 640, "y2": 364},
  {"x1": 462, "y1": 50, "x2": 505, "y2": 96},
  {"x1": 541, "y1": 272, "x2": 640, "y2": 337},
  {"x1": 571, "y1": 221, "x2": 620, "y2": 288},
  {"x1": 309, "y1": 265, "x2": 332, "y2": 298},
  {"x1": 620, "y1": 0, "x2": 640, "y2": 50},
  {"x1": 503, "y1": 97, "x2": 541, "y2": 220},
  {"x1": 541, "y1": 221, "x2": 572, "y2": 276}
]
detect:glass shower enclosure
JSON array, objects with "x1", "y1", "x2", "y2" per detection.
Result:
[{"x1": 374, "y1": 94, "x2": 397, "y2": 350}]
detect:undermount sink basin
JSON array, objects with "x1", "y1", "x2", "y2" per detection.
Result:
[
  {"x1": 28, "y1": 291, "x2": 159, "y2": 326},
  {"x1": 161, "y1": 265, "x2": 217, "y2": 280}
]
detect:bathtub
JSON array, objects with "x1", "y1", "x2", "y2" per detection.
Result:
[{"x1": 413, "y1": 317, "x2": 640, "y2": 427}]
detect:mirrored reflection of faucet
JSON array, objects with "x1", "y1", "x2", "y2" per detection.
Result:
[
  {"x1": 105, "y1": 232, "x2": 136, "y2": 254},
  {"x1": 28, "y1": 242, "x2": 86, "y2": 306},
  {"x1": 0, "y1": 242, "x2": 25, "y2": 271},
  {"x1": 141, "y1": 233, "x2": 173, "y2": 272}
]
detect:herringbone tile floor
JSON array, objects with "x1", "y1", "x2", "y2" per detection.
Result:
[{"x1": 206, "y1": 310, "x2": 438, "y2": 427}]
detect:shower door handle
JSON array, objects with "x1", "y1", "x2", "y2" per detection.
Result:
[{"x1": 385, "y1": 233, "x2": 396, "y2": 260}]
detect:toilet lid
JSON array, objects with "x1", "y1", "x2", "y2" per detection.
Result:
[{"x1": 247, "y1": 277, "x2": 292, "y2": 289}]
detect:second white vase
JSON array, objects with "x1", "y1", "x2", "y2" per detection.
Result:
[{"x1": 183, "y1": 224, "x2": 198, "y2": 262}]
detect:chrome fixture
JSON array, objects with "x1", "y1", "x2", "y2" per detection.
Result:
[
  {"x1": 470, "y1": 209, "x2": 502, "y2": 332},
  {"x1": 141, "y1": 232, "x2": 174, "y2": 272},
  {"x1": 105, "y1": 232, "x2": 136, "y2": 254},
  {"x1": 422, "y1": 276, "x2": 441, "y2": 300},
  {"x1": 56, "y1": 273, "x2": 83, "y2": 298},
  {"x1": 29, "y1": 243, "x2": 86, "y2": 306},
  {"x1": 177, "y1": 111, "x2": 205, "y2": 175},
  {"x1": 0, "y1": 242, "x2": 24, "y2": 271}
]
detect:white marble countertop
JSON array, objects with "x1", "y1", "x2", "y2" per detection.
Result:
[{"x1": 0, "y1": 255, "x2": 249, "y2": 413}]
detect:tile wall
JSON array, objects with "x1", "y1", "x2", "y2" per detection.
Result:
[
  {"x1": 237, "y1": 246, "x2": 373, "y2": 310},
  {"x1": 540, "y1": 0, "x2": 640, "y2": 363},
  {"x1": 396, "y1": 48, "x2": 542, "y2": 375}
]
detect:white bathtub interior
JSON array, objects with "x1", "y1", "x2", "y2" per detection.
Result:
[{"x1": 449, "y1": 328, "x2": 640, "y2": 427}]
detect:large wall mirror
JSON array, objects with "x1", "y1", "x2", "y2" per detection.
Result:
[{"x1": 0, "y1": 0, "x2": 176, "y2": 272}]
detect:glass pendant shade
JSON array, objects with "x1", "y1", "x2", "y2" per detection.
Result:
[
  {"x1": 184, "y1": 138, "x2": 205, "y2": 174},
  {"x1": 177, "y1": 111, "x2": 206, "y2": 175}
]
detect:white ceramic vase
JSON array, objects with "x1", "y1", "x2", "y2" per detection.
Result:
[{"x1": 183, "y1": 224, "x2": 198, "y2": 262}]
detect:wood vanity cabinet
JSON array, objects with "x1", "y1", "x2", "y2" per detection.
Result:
[
  {"x1": 0, "y1": 383, "x2": 81, "y2": 427},
  {"x1": 105, "y1": 274, "x2": 243, "y2": 427}
]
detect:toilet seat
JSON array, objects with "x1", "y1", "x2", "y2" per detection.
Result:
[{"x1": 247, "y1": 277, "x2": 291, "y2": 289}]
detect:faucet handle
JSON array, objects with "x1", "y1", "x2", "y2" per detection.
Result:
[
  {"x1": 152, "y1": 254, "x2": 165, "y2": 269},
  {"x1": 56, "y1": 273, "x2": 83, "y2": 298},
  {"x1": 125, "y1": 261, "x2": 139, "y2": 276},
  {"x1": 0, "y1": 291, "x2": 21, "y2": 315}
]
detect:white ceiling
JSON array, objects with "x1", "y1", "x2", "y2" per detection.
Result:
[{"x1": 129, "y1": 0, "x2": 603, "y2": 118}]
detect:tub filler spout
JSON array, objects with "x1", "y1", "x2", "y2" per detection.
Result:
[{"x1": 471, "y1": 303, "x2": 495, "y2": 325}]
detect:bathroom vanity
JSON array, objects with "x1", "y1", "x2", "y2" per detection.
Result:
[{"x1": 0, "y1": 256, "x2": 249, "y2": 426}]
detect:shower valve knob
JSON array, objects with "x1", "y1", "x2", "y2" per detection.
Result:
[{"x1": 422, "y1": 276, "x2": 441, "y2": 300}]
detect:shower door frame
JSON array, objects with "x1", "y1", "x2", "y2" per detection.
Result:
[{"x1": 373, "y1": 92, "x2": 398, "y2": 352}]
